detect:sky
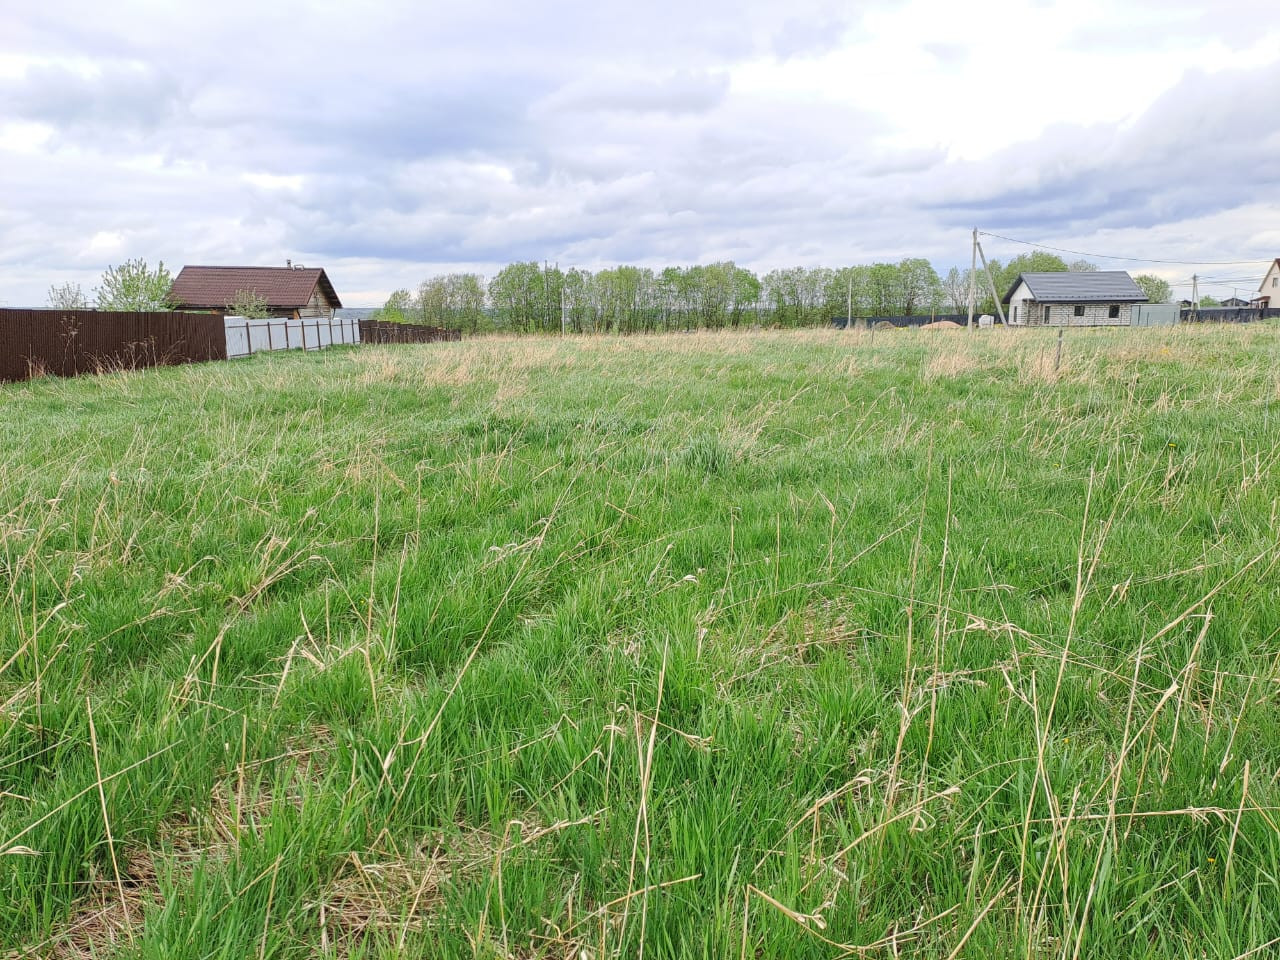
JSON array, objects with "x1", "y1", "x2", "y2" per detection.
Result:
[{"x1": 2, "y1": 0, "x2": 1278, "y2": 307}]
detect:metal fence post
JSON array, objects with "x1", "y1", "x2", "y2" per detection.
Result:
[{"x1": 244, "y1": 321, "x2": 251, "y2": 358}]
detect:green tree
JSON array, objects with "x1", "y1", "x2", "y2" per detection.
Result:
[
  {"x1": 374, "y1": 288, "x2": 413, "y2": 323},
  {"x1": 895, "y1": 258, "x2": 942, "y2": 315},
  {"x1": 488, "y1": 262, "x2": 545, "y2": 332},
  {"x1": 728, "y1": 265, "x2": 761, "y2": 327},
  {"x1": 1133, "y1": 274, "x2": 1172, "y2": 304},
  {"x1": 226, "y1": 288, "x2": 269, "y2": 319},
  {"x1": 940, "y1": 267, "x2": 970, "y2": 312},
  {"x1": 417, "y1": 273, "x2": 487, "y2": 332},
  {"x1": 865, "y1": 263, "x2": 899, "y2": 316},
  {"x1": 95, "y1": 258, "x2": 174, "y2": 310},
  {"x1": 562, "y1": 268, "x2": 594, "y2": 333},
  {"x1": 1199, "y1": 295, "x2": 1221, "y2": 308},
  {"x1": 47, "y1": 282, "x2": 89, "y2": 310}
]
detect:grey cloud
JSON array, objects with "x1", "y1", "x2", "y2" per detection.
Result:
[
  {"x1": 9, "y1": 60, "x2": 184, "y2": 135},
  {"x1": 3, "y1": 0, "x2": 1277, "y2": 309},
  {"x1": 930, "y1": 61, "x2": 1280, "y2": 236}
]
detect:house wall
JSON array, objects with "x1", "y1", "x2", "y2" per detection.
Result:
[
  {"x1": 1257, "y1": 261, "x2": 1280, "y2": 308},
  {"x1": 1024, "y1": 302, "x2": 1134, "y2": 326},
  {"x1": 1007, "y1": 281, "x2": 1033, "y2": 325},
  {"x1": 299, "y1": 287, "x2": 336, "y2": 319}
]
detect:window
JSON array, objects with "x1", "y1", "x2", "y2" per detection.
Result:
[
  {"x1": 1108, "y1": 304, "x2": 1120, "y2": 319},
  {"x1": 1273, "y1": 277, "x2": 1277, "y2": 288},
  {"x1": 1073, "y1": 305, "x2": 1085, "y2": 317},
  {"x1": 1044, "y1": 305, "x2": 1051, "y2": 323}
]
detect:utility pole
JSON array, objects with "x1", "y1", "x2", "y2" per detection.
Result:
[
  {"x1": 1191, "y1": 273, "x2": 1199, "y2": 323},
  {"x1": 559, "y1": 261, "x2": 566, "y2": 336},
  {"x1": 967, "y1": 227, "x2": 978, "y2": 329},
  {"x1": 846, "y1": 274, "x2": 852, "y2": 331},
  {"x1": 975, "y1": 238, "x2": 1007, "y2": 326}
]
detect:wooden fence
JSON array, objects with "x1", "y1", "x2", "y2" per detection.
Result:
[
  {"x1": 358, "y1": 319, "x2": 461, "y2": 344},
  {"x1": 0, "y1": 309, "x2": 228, "y2": 383}
]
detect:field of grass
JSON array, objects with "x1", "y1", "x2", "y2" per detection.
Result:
[{"x1": 2, "y1": 325, "x2": 1280, "y2": 958}]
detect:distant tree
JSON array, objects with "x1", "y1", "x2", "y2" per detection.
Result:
[
  {"x1": 1068, "y1": 259, "x2": 1098, "y2": 272},
  {"x1": 417, "y1": 273, "x2": 487, "y2": 332},
  {"x1": 593, "y1": 266, "x2": 656, "y2": 333},
  {"x1": 1198, "y1": 295, "x2": 1221, "y2": 308},
  {"x1": 226, "y1": 288, "x2": 269, "y2": 319},
  {"x1": 728, "y1": 264, "x2": 761, "y2": 327},
  {"x1": 47, "y1": 282, "x2": 89, "y2": 310},
  {"x1": 95, "y1": 259, "x2": 174, "y2": 311},
  {"x1": 865, "y1": 263, "x2": 899, "y2": 316},
  {"x1": 940, "y1": 267, "x2": 969, "y2": 312},
  {"x1": 895, "y1": 258, "x2": 942, "y2": 315},
  {"x1": 1133, "y1": 274, "x2": 1172, "y2": 304},
  {"x1": 997, "y1": 252, "x2": 1068, "y2": 293},
  {"x1": 562, "y1": 268, "x2": 594, "y2": 333},
  {"x1": 763, "y1": 267, "x2": 827, "y2": 326},
  {"x1": 825, "y1": 266, "x2": 870, "y2": 324},
  {"x1": 374, "y1": 288, "x2": 413, "y2": 323},
  {"x1": 488, "y1": 262, "x2": 545, "y2": 332}
]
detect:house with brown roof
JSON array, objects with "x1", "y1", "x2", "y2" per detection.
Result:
[{"x1": 169, "y1": 263, "x2": 342, "y2": 319}]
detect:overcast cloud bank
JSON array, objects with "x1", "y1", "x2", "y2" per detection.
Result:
[{"x1": 2, "y1": 0, "x2": 1278, "y2": 306}]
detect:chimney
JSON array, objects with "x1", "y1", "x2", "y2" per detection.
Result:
[{"x1": 286, "y1": 259, "x2": 292, "y2": 269}]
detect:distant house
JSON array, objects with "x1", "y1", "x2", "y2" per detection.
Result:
[
  {"x1": 169, "y1": 264, "x2": 342, "y2": 319},
  {"x1": 1003, "y1": 271, "x2": 1147, "y2": 326},
  {"x1": 1221, "y1": 296, "x2": 1250, "y2": 308},
  {"x1": 1252, "y1": 259, "x2": 1280, "y2": 309}
]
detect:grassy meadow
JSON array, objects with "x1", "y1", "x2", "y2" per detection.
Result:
[{"x1": 3, "y1": 325, "x2": 1280, "y2": 958}]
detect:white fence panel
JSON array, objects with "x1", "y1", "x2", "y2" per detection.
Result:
[
  {"x1": 225, "y1": 316, "x2": 360, "y2": 358},
  {"x1": 1131, "y1": 304, "x2": 1180, "y2": 327}
]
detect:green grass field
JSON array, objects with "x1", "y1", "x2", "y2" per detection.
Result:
[{"x1": 3, "y1": 325, "x2": 1280, "y2": 958}]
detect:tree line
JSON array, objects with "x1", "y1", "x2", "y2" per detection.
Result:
[
  {"x1": 40, "y1": 254, "x2": 1181, "y2": 327},
  {"x1": 375, "y1": 253, "x2": 1178, "y2": 333}
]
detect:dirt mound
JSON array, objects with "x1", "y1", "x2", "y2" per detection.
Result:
[{"x1": 920, "y1": 320, "x2": 964, "y2": 330}]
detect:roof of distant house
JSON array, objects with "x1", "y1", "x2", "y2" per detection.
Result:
[
  {"x1": 1002, "y1": 271, "x2": 1147, "y2": 304},
  {"x1": 169, "y1": 266, "x2": 342, "y2": 310}
]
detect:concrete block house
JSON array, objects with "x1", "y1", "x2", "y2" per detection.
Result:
[
  {"x1": 169, "y1": 264, "x2": 342, "y2": 319},
  {"x1": 1253, "y1": 259, "x2": 1280, "y2": 309},
  {"x1": 1003, "y1": 271, "x2": 1148, "y2": 326}
]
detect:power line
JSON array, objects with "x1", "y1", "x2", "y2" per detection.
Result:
[{"x1": 977, "y1": 231, "x2": 1270, "y2": 267}]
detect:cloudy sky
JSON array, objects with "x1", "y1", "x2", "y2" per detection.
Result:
[{"x1": 3, "y1": 0, "x2": 1278, "y2": 307}]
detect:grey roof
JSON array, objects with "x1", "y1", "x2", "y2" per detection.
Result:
[{"x1": 1002, "y1": 271, "x2": 1147, "y2": 304}]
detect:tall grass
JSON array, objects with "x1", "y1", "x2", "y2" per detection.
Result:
[{"x1": 2, "y1": 324, "x2": 1279, "y2": 958}]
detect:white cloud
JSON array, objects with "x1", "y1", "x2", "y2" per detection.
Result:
[{"x1": 1, "y1": 0, "x2": 1278, "y2": 307}]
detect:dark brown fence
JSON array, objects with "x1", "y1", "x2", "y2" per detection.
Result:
[
  {"x1": 358, "y1": 319, "x2": 461, "y2": 344},
  {"x1": 0, "y1": 309, "x2": 228, "y2": 383}
]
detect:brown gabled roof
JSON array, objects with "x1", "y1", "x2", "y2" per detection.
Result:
[{"x1": 169, "y1": 266, "x2": 342, "y2": 310}]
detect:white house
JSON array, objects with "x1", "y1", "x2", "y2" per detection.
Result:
[
  {"x1": 1253, "y1": 259, "x2": 1280, "y2": 308},
  {"x1": 1003, "y1": 271, "x2": 1148, "y2": 326}
]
